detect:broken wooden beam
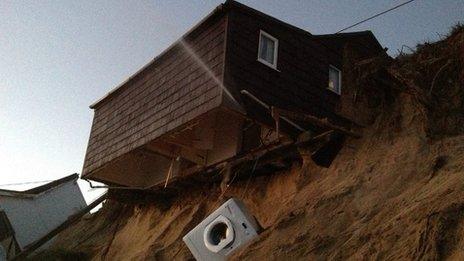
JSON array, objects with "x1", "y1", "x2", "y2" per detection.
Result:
[
  {"x1": 271, "y1": 107, "x2": 361, "y2": 138},
  {"x1": 295, "y1": 130, "x2": 336, "y2": 147},
  {"x1": 164, "y1": 157, "x2": 176, "y2": 188},
  {"x1": 159, "y1": 130, "x2": 342, "y2": 190},
  {"x1": 92, "y1": 131, "x2": 345, "y2": 192}
]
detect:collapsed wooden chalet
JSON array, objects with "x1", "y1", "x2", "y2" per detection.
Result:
[
  {"x1": 82, "y1": 0, "x2": 385, "y2": 188},
  {"x1": 0, "y1": 174, "x2": 86, "y2": 259}
]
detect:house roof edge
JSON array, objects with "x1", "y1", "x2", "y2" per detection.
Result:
[
  {"x1": 89, "y1": 3, "x2": 227, "y2": 109},
  {"x1": 0, "y1": 174, "x2": 79, "y2": 198}
]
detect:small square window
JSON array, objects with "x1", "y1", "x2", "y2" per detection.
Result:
[
  {"x1": 328, "y1": 65, "x2": 341, "y2": 94},
  {"x1": 257, "y1": 30, "x2": 278, "y2": 69}
]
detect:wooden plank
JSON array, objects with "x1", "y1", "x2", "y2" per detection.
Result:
[
  {"x1": 169, "y1": 130, "x2": 338, "y2": 186},
  {"x1": 271, "y1": 107, "x2": 361, "y2": 138}
]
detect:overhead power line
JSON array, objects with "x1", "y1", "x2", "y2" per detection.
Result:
[{"x1": 336, "y1": 0, "x2": 417, "y2": 33}]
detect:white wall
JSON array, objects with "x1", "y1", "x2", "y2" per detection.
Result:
[{"x1": 0, "y1": 180, "x2": 87, "y2": 249}]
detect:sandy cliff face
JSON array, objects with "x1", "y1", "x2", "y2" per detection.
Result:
[{"x1": 43, "y1": 26, "x2": 464, "y2": 261}]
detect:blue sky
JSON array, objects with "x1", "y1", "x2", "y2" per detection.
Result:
[{"x1": 0, "y1": 0, "x2": 462, "y2": 202}]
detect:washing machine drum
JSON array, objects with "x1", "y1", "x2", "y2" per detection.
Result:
[{"x1": 203, "y1": 215, "x2": 235, "y2": 253}]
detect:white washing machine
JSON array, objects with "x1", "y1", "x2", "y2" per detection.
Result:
[{"x1": 183, "y1": 198, "x2": 260, "y2": 261}]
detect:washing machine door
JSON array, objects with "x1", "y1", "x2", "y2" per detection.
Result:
[{"x1": 203, "y1": 215, "x2": 235, "y2": 253}]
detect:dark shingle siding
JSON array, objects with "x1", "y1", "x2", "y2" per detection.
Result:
[{"x1": 83, "y1": 15, "x2": 227, "y2": 175}]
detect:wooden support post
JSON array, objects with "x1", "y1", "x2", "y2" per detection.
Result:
[
  {"x1": 171, "y1": 130, "x2": 340, "y2": 187},
  {"x1": 164, "y1": 157, "x2": 176, "y2": 188},
  {"x1": 271, "y1": 106, "x2": 280, "y2": 140}
]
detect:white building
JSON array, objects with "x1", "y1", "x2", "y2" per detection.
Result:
[{"x1": 0, "y1": 174, "x2": 87, "y2": 259}]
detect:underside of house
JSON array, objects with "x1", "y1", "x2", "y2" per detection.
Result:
[
  {"x1": 88, "y1": 108, "x2": 249, "y2": 187},
  {"x1": 82, "y1": 0, "x2": 386, "y2": 188}
]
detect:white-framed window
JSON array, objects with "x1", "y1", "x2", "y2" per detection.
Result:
[
  {"x1": 328, "y1": 65, "x2": 341, "y2": 95},
  {"x1": 257, "y1": 30, "x2": 279, "y2": 70}
]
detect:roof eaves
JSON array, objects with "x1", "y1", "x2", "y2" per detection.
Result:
[
  {"x1": 225, "y1": 0, "x2": 313, "y2": 38},
  {"x1": 0, "y1": 174, "x2": 79, "y2": 199}
]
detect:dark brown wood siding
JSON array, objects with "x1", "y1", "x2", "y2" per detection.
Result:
[
  {"x1": 83, "y1": 13, "x2": 227, "y2": 176},
  {"x1": 314, "y1": 33, "x2": 386, "y2": 126},
  {"x1": 223, "y1": 4, "x2": 347, "y2": 132}
]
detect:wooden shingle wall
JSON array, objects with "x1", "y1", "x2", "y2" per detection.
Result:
[
  {"x1": 223, "y1": 3, "x2": 355, "y2": 132},
  {"x1": 225, "y1": 7, "x2": 336, "y2": 120},
  {"x1": 83, "y1": 14, "x2": 227, "y2": 177},
  {"x1": 316, "y1": 33, "x2": 386, "y2": 126}
]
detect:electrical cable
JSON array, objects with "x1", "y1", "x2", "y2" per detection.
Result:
[
  {"x1": 336, "y1": 0, "x2": 417, "y2": 33},
  {"x1": 0, "y1": 180, "x2": 54, "y2": 187}
]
